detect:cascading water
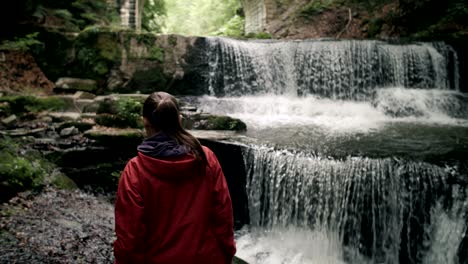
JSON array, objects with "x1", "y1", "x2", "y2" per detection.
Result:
[
  {"x1": 197, "y1": 37, "x2": 468, "y2": 263},
  {"x1": 207, "y1": 38, "x2": 459, "y2": 99}
]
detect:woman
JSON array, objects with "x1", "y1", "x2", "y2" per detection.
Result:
[{"x1": 114, "y1": 92, "x2": 236, "y2": 264}]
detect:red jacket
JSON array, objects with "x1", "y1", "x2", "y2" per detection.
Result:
[{"x1": 114, "y1": 146, "x2": 236, "y2": 264}]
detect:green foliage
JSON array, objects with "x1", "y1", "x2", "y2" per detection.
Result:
[
  {"x1": 0, "y1": 96, "x2": 68, "y2": 115},
  {"x1": 142, "y1": 0, "x2": 167, "y2": 32},
  {"x1": 164, "y1": 0, "x2": 242, "y2": 36},
  {"x1": 448, "y1": 1, "x2": 468, "y2": 21},
  {"x1": 134, "y1": 33, "x2": 164, "y2": 61},
  {"x1": 53, "y1": 9, "x2": 74, "y2": 21},
  {"x1": 96, "y1": 98, "x2": 143, "y2": 128},
  {"x1": 213, "y1": 15, "x2": 245, "y2": 37},
  {"x1": 245, "y1": 32, "x2": 273, "y2": 39},
  {"x1": 70, "y1": 0, "x2": 118, "y2": 29},
  {"x1": 0, "y1": 137, "x2": 51, "y2": 195},
  {"x1": 0, "y1": 32, "x2": 43, "y2": 51},
  {"x1": 74, "y1": 30, "x2": 123, "y2": 78},
  {"x1": 116, "y1": 98, "x2": 144, "y2": 128},
  {"x1": 367, "y1": 18, "x2": 385, "y2": 38}
]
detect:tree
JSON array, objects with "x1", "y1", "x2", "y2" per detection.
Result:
[{"x1": 142, "y1": 0, "x2": 166, "y2": 32}]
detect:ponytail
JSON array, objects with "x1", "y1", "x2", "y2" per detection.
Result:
[{"x1": 143, "y1": 92, "x2": 207, "y2": 164}]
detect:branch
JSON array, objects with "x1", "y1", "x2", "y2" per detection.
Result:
[{"x1": 336, "y1": 8, "x2": 352, "y2": 39}]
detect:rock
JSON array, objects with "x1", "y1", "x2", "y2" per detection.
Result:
[
  {"x1": 183, "y1": 113, "x2": 247, "y2": 131},
  {"x1": 60, "y1": 126, "x2": 80, "y2": 137},
  {"x1": 1, "y1": 115, "x2": 17, "y2": 126},
  {"x1": 0, "y1": 127, "x2": 47, "y2": 137},
  {"x1": 34, "y1": 138, "x2": 57, "y2": 145},
  {"x1": 48, "y1": 112, "x2": 82, "y2": 122},
  {"x1": 81, "y1": 100, "x2": 100, "y2": 113},
  {"x1": 58, "y1": 120, "x2": 94, "y2": 132},
  {"x1": 39, "y1": 116, "x2": 53, "y2": 123},
  {"x1": 55, "y1": 78, "x2": 98, "y2": 93},
  {"x1": 181, "y1": 106, "x2": 197, "y2": 112},
  {"x1": 84, "y1": 127, "x2": 144, "y2": 146},
  {"x1": 233, "y1": 256, "x2": 249, "y2": 264},
  {"x1": 75, "y1": 99, "x2": 95, "y2": 113},
  {"x1": 73, "y1": 91, "x2": 96, "y2": 100}
]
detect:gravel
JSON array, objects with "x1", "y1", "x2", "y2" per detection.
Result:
[{"x1": 0, "y1": 188, "x2": 115, "y2": 263}]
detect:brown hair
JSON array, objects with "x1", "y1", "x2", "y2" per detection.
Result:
[{"x1": 143, "y1": 92, "x2": 207, "y2": 164}]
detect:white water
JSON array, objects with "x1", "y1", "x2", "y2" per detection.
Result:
[
  {"x1": 207, "y1": 38, "x2": 460, "y2": 98},
  {"x1": 235, "y1": 227, "x2": 348, "y2": 264},
  {"x1": 197, "y1": 88, "x2": 468, "y2": 133}
]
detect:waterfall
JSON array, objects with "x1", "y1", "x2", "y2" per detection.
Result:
[
  {"x1": 237, "y1": 146, "x2": 468, "y2": 264},
  {"x1": 207, "y1": 38, "x2": 459, "y2": 99},
  {"x1": 199, "y1": 37, "x2": 467, "y2": 263}
]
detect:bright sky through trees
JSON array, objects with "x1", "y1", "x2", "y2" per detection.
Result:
[{"x1": 162, "y1": 0, "x2": 241, "y2": 36}]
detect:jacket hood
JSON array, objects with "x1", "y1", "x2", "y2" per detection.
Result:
[
  {"x1": 137, "y1": 133, "x2": 190, "y2": 158},
  {"x1": 137, "y1": 152, "x2": 202, "y2": 181}
]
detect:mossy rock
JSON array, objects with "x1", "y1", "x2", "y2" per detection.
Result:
[
  {"x1": 95, "y1": 113, "x2": 142, "y2": 129},
  {"x1": 95, "y1": 96, "x2": 143, "y2": 128},
  {"x1": 0, "y1": 96, "x2": 69, "y2": 116},
  {"x1": 51, "y1": 173, "x2": 78, "y2": 190},
  {"x1": 184, "y1": 113, "x2": 247, "y2": 131},
  {"x1": 84, "y1": 127, "x2": 144, "y2": 146}
]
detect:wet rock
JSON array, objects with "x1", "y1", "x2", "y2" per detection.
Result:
[
  {"x1": 57, "y1": 120, "x2": 95, "y2": 133},
  {"x1": 75, "y1": 99, "x2": 95, "y2": 113},
  {"x1": 84, "y1": 127, "x2": 144, "y2": 146},
  {"x1": 73, "y1": 91, "x2": 96, "y2": 100},
  {"x1": 183, "y1": 113, "x2": 247, "y2": 131},
  {"x1": 55, "y1": 78, "x2": 98, "y2": 93},
  {"x1": 48, "y1": 112, "x2": 82, "y2": 122},
  {"x1": 60, "y1": 127, "x2": 79, "y2": 137},
  {"x1": 1, "y1": 114, "x2": 17, "y2": 127},
  {"x1": 0, "y1": 127, "x2": 47, "y2": 137}
]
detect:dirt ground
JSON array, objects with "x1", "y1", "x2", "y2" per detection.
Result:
[{"x1": 0, "y1": 187, "x2": 115, "y2": 263}]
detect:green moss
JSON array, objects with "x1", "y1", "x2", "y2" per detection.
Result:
[
  {"x1": 84, "y1": 128, "x2": 144, "y2": 146},
  {"x1": 245, "y1": 32, "x2": 273, "y2": 39},
  {"x1": 0, "y1": 96, "x2": 68, "y2": 115},
  {"x1": 132, "y1": 33, "x2": 164, "y2": 61},
  {"x1": 0, "y1": 137, "x2": 57, "y2": 199},
  {"x1": 74, "y1": 30, "x2": 122, "y2": 79},
  {"x1": 168, "y1": 35, "x2": 178, "y2": 46},
  {"x1": 148, "y1": 47, "x2": 164, "y2": 61},
  {"x1": 51, "y1": 173, "x2": 78, "y2": 190},
  {"x1": 367, "y1": 18, "x2": 385, "y2": 38},
  {"x1": 97, "y1": 34, "x2": 121, "y2": 61}
]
